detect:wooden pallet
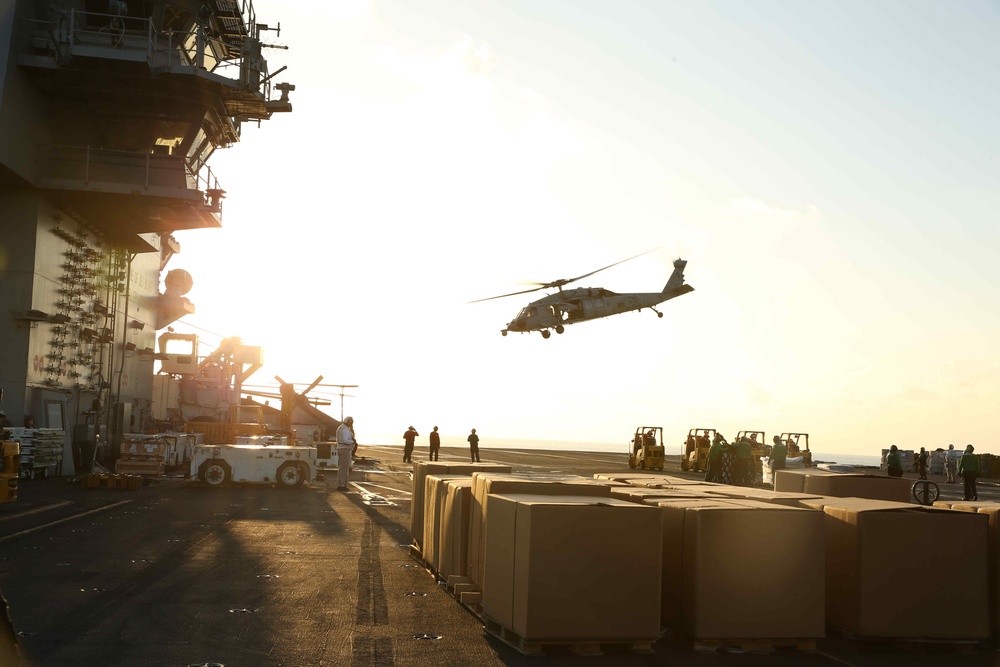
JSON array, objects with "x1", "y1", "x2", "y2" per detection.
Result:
[
  {"x1": 693, "y1": 637, "x2": 818, "y2": 653},
  {"x1": 833, "y1": 630, "x2": 983, "y2": 651},
  {"x1": 483, "y1": 616, "x2": 655, "y2": 657}
]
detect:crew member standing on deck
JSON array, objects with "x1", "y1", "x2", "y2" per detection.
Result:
[
  {"x1": 468, "y1": 428, "x2": 480, "y2": 463},
  {"x1": 705, "y1": 433, "x2": 728, "y2": 483},
  {"x1": 770, "y1": 435, "x2": 787, "y2": 472},
  {"x1": 429, "y1": 426, "x2": 441, "y2": 461},
  {"x1": 402, "y1": 426, "x2": 418, "y2": 463},
  {"x1": 732, "y1": 436, "x2": 752, "y2": 486},
  {"x1": 960, "y1": 444, "x2": 980, "y2": 501},
  {"x1": 335, "y1": 416, "x2": 356, "y2": 491},
  {"x1": 916, "y1": 447, "x2": 929, "y2": 480},
  {"x1": 945, "y1": 444, "x2": 960, "y2": 483},
  {"x1": 885, "y1": 445, "x2": 903, "y2": 477}
]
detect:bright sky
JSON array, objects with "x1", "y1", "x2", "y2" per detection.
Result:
[{"x1": 172, "y1": 0, "x2": 1000, "y2": 456}]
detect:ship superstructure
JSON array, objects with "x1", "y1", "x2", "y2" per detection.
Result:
[{"x1": 0, "y1": 0, "x2": 293, "y2": 476}]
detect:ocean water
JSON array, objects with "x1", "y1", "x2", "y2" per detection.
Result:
[{"x1": 363, "y1": 433, "x2": 883, "y2": 467}]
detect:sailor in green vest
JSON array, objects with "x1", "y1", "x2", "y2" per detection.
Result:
[
  {"x1": 885, "y1": 445, "x2": 903, "y2": 477},
  {"x1": 959, "y1": 444, "x2": 980, "y2": 501},
  {"x1": 770, "y1": 435, "x2": 787, "y2": 470},
  {"x1": 705, "y1": 433, "x2": 729, "y2": 483},
  {"x1": 733, "y1": 436, "x2": 753, "y2": 486}
]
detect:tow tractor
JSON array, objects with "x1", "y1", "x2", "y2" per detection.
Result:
[
  {"x1": 628, "y1": 426, "x2": 664, "y2": 471},
  {"x1": 681, "y1": 428, "x2": 716, "y2": 472},
  {"x1": 192, "y1": 435, "x2": 317, "y2": 487}
]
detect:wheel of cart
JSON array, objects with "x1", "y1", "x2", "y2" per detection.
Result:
[
  {"x1": 199, "y1": 459, "x2": 231, "y2": 486},
  {"x1": 911, "y1": 479, "x2": 939, "y2": 505}
]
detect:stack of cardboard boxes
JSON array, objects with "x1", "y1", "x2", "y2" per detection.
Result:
[{"x1": 410, "y1": 465, "x2": 991, "y2": 649}]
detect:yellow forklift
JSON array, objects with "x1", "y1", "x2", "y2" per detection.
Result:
[
  {"x1": 734, "y1": 430, "x2": 769, "y2": 487},
  {"x1": 681, "y1": 428, "x2": 716, "y2": 472},
  {"x1": 628, "y1": 426, "x2": 664, "y2": 471},
  {"x1": 780, "y1": 432, "x2": 812, "y2": 466},
  {"x1": 0, "y1": 391, "x2": 19, "y2": 504}
]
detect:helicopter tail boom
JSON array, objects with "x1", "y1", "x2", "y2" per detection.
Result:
[{"x1": 662, "y1": 258, "x2": 692, "y2": 296}]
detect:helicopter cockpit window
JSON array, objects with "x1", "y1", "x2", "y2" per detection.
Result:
[{"x1": 517, "y1": 308, "x2": 531, "y2": 320}]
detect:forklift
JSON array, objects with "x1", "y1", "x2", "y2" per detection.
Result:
[
  {"x1": 681, "y1": 428, "x2": 716, "y2": 472},
  {"x1": 734, "y1": 430, "x2": 768, "y2": 487},
  {"x1": 628, "y1": 426, "x2": 664, "y2": 471},
  {"x1": 780, "y1": 432, "x2": 812, "y2": 466},
  {"x1": 0, "y1": 390, "x2": 19, "y2": 503}
]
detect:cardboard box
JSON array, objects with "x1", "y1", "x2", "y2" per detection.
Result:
[
  {"x1": 706, "y1": 486, "x2": 826, "y2": 507},
  {"x1": 948, "y1": 501, "x2": 1000, "y2": 632},
  {"x1": 422, "y1": 475, "x2": 471, "y2": 573},
  {"x1": 439, "y1": 478, "x2": 475, "y2": 581},
  {"x1": 802, "y1": 474, "x2": 912, "y2": 503},
  {"x1": 653, "y1": 499, "x2": 743, "y2": 629},
  {"x1": 656, "y1": 499, "x2": 825, "y2": 639},
  {"x1": 631, "y1": 476, "x2": 722, "y2": 488},
  {"x1": 817, "y1": 499, "x2": 989, "y2": 638},
  {"x1": 773, "y1": 468, "x2": 839, "y2": 493},
  {"x1": 482, "y1": 494, "x2": 662, "y2": 640},
  {"x1": 611, "y1": 487, "x2": 719, "y2": 504},
  {"x1": 593, "y1": 472, "x2": 674, "y2": 483},
  {"x1": 410, "y1": 462, "x2": 511, "y2": 547},
  {"x1": 468, "y1": 474, "x2": 614, "y2": 587}
]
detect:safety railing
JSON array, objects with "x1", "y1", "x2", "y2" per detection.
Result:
[
  {"x1": 20, "y1": 9, "x2": 251, "y2": 81},
  {"x1": 41, "y1": 145, "x2": 224, "y2": 211}
]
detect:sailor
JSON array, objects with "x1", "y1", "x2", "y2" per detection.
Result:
[
  {"x1": 402, "y1": 426, "x2": 419, "y2": 463},
  {"x1": 335, "y1": 417, "x2": 356, "y2": 491},
  {"x1": 885, "y1": 445, "x2": 903, "y2": 478},
  {"x1": 916, "y1": 447, "x2": 929, "y2": 480},
  {"x1": 959, "y1": 444, "x2": 980, "y2": 501},
  {"x1": 429, "y1": 426, "x2": 441, "y2": 461},
  {"x1": 732, "y1": 436, "x2": 753, "y2": 486},
  {"x1": 770, "y1": 435, "x2": 787, "y2": 472},
  {"x1": 705, "y1": 433, "x2": 728, "y2": 483},
  {"x1": 945, "y1": 444, "x2": 960, "y2": 483},
  {"x1": 468, "y1": 428, "x2": 481, "y2": 463}
]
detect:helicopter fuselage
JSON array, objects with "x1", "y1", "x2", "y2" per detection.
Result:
[
  {"x1": 488, "y1": 256, "x2": 694, "y2": 338},
  {"x1": 503, "y1": 284, "x2": 691, "y2": 337}
]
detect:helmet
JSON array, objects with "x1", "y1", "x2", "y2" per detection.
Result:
[{"x1": 344, "y1": 416, "x2": 354, "y2": 425}]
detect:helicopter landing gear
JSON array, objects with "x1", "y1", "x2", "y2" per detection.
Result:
[
  {"x1": 651, "y1": 307, "x2": 663, "y2": 318},
  {"x1": 555, "y1": 325, "x2": 564, "y2": 334},
  {"x1": 541, "y1": 330, "x2": 551, "y2": 339},
  {"x1": 501, "y1": 330, "x2": 508, "y2": 336}
]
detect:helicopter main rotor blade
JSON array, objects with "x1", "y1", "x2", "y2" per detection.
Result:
[
  {"x1": 466, "y1": 285, "x2": 548, "y2": 304},
  {"x1": 547, "y1": 247, "x2": 659, "y2": 288},
  {"x1": 467, "y1": 247, "x2": 659, "y2": 303}
]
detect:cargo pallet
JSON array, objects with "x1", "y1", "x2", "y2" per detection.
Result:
[
  {"x1": 832, "y1": 630, "x2": 984, "y2": 651},
  {"x1": 482, "y1": 615, "x2": 656, "y2": 657},
  {"x1": 693, "y1": 637, "x2": 818, "y2": 653},
  {"x1": 81, "y1": 473, "x2": 144, "y2": 491}
]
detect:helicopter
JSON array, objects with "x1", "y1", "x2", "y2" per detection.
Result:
[{"x1": 470, "y1": 251, "x2": 695, "y2": 338}]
